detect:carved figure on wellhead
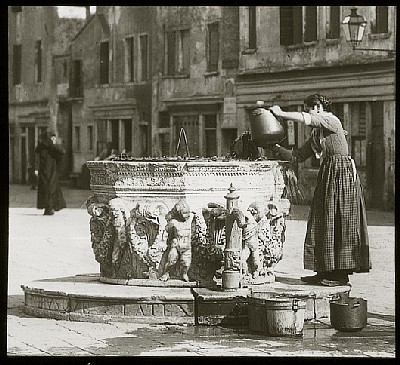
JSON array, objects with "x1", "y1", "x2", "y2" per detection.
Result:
[{"x1": 160, "y1": 200, "x2": 194, "y2": 282}]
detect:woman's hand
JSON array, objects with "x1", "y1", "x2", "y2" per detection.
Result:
[{"x1": 269, "y1": 105, "x2": 284, "y2": 117}]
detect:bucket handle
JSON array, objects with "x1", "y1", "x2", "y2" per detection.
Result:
[{"x1": 332, "y1": 300, "x2": 363, "y2": 308}]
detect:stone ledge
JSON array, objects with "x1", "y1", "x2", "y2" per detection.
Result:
[
  {"x1": 100, "y1": 276, "x2": 197, "y2": 288},
  {"x1": 21, "y1": 274, "x2": 351, "y2": 325}
]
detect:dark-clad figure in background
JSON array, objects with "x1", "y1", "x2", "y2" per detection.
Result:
[{"x1": 35, "y1": 132, "x2": 66, "y2": 215}]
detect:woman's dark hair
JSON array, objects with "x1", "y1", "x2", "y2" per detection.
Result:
[{"x1": 304, "y1": 94, "x2": 332, "y2": 112}]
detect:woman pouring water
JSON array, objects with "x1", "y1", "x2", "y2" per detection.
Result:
[{"x1": 269, "y1": 94, "x2": 370, "y2": 287}]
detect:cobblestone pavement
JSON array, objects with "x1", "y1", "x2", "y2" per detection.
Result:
[{"x1": 7, "y1": 184, "x2": 396, "y2": 357}]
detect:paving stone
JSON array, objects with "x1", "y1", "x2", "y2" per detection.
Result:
[{"x1": 7, "y1": 185, "x2": 395, "y2": 357}]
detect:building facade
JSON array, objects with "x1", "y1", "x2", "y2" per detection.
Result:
[
  {"x1": 68, "y1": 6, "x2": 153, "y2": 176},
  {"x1": 234, "y1": 6, "x2": 395, "y2": 210},
  {"x1": 151, "y1": 6, "x2": 241, "y2": 158},
  {"x1": 8, "y1": 6, "x2": 87, "y2": 183},
  {"x1": 9, "y1": 6, "x2": 396, "y2": 210}
]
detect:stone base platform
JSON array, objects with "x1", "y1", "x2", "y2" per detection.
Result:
[
  {"x1": 21, "y1": 274, "x2": 195, "y2": 325},
  {"x1": 21, "y1": 273, "x2": 351, "y2": 325}
]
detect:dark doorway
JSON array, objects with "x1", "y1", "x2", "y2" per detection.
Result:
[
  {"x1": 111, "y1": 120, "x2": 119, "y2": 151},
  {"x1": 368, "y1": 101, "x2": 385, "y2": 209},
  {"x1": 21, "y1": 135, "x2": 26, "y2": 184},
  {"x1": 123, "y1": 120, "x2": 132, "y2": 153}
]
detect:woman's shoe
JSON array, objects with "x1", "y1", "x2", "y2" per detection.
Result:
[
  {"x1": 44, "y1": 209, "x2": 54, "y2": 215},
  {"x1": 318, "y1": 278, "x2": 349, "y2": 287},
  {"x1": 301, "y1": 273, "x2": 322, "y2": 284}
]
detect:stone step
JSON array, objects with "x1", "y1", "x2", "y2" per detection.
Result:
[{"x1": 21, "y1": 274, "x2": 351, "y2": 326}]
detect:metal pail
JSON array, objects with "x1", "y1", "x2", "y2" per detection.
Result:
[
  {"x1": 250, "y1": 108, "x2": 285, "y2": 147},
  {"x1": 330, "y1": 297, "x2": 367, "y2": 331},
  {"x1": 248, "y1": 294, "x2": 306, "y2": 336}
]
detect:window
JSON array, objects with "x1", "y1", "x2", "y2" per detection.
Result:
[
  {"x1": 125, "y1": 36, "x2": 134, "y2": 82},
  {"x1": 165, "y1": 29, "x2": 190, "y2": 76},
  {"x1": 326, "y1": 6, "x2": 340, "y2": 39},
  {"x1": 13, "y1": 44, "x2": 22, "y2": 85},
  {"x1": 280, "y1": 6, "x2": 303, "y2": 45},
  {"x1": 207, "y1": 23, "x2": 219, "y2": 72},
  {"x1": 304, "y1": 7, "x2": 317, "y2": 42},
  {"x1": 372, "y1": 6, "x2": 388, "y2": 34},
  {"x1": 248, "y1": 6, "x2": 257, "y2": 49},
  {"x1": 87, "y1": 125, "x2": 94, "y2": 151},
  {"x1": 70, "y1": 60, "x2": 83, "y2": 97},
  {"x1": 74, "y1": 126, "x2": 81, "y2": 151},
  {"x1": 139, "y1": 34, "x2": 149, "y2": 82},
  {"x1": 100, "y1": 41, "x2": 109, "y2": 84},
  {"x1": 159, "y1": 111, "x2": 169, "y2": 128},
  {"x1": 351, "y1": 102, "x2": 367, "y2": 168},
  {"x1": 35, "y1": 40, "x2": 42, "y2": 83},
  {"x1": 204, "y1": 115, "x2": 217, "y2": 157},
  {"x1": 280, "y1": 6, "x2": 317, "y2": 45}
]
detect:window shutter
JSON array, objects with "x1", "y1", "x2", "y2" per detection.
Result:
[
  {"x1": 293, "y1": 6, "x2": 303, "y2": 44},
  {"x1": 181, "y1": 30, "x2": 190, "y2": 75},
  {"x1": 35, "y1": 40, "x2": 42, "y2": 83},
  {"x1": 280, "y1": 7, "x2": 293, "y2": 46},
  {"x1": 208, "y1": 23, "x2": 219, "y2": 72},
  {"x1": 249, "y1": 6, "x2": 257, "y2": 49},
  {"x1": 13, "y1": 44, "x2": 22, "y2": 85},
  {"x1": 328, "y1": 6, "x2": 340, "y2": 39},
  {"x1": 304, "y1": 6, "x2": 317, "y2": 42},
  {"x1": 167, "y1": 31, "x2": 176, "y2": 75},
  {"x1": 127, "y1": 37, "x2": 134, "y2": 82},
  {"x1": 376, "y1": 6, "x2": 388, "y2": 33},
  {"x1": 78, "y1": 61, "x2": 84, "y2": 97},
  {"x1": 140, "y1": 35, "x2": 148, "y2": 81},
  {"x1": 100, "y1": 41, "x2": 109, "y2": 84},
  {"x1": 69, "y1": 59, "x2": 75, "y2": 97}
]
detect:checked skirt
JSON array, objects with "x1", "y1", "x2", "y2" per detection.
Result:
[{"x1": 303, "y1": 155, "x2": 371, "y2": 273}]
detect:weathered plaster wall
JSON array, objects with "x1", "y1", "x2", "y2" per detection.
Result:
[
  {"x1": 238, "y1": 6, "x2": 397, "y2": 74},
  {"x1": 156, "y1": 6, "x2": 225, "y2": 102}
]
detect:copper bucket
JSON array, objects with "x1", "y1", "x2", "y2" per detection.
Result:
[
  {"x1": 330, "y1": 297, "x2": 367, "y2": 331},
  {"x1": 250, "y1": 107, "x2": 285, "y2": 147}
]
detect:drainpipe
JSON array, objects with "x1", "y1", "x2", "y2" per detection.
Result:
[{"x1": 112, "y1": 6, "x2": 116, "y2": 83}]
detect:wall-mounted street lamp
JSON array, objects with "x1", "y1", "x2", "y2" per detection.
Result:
[{"x1": 342, "y1": 7, "x2": 395, "y2": 58}]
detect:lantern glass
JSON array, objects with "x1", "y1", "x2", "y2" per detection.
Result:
[{"x1": 342, "y1": 8, "x2": 367, "y2": 49}]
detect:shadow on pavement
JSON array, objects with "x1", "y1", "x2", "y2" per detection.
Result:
[{"x1": 367, "y1": 312, "x2": 395, "y2": 323}]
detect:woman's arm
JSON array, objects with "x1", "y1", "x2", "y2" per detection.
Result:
[
  {"x1": 269, "y1": 105, "x2": 342, "y2": 133},
  {"x1": 269, "y1": 106, "x2": 307, "y2": 123}
]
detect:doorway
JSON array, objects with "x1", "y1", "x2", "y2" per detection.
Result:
[{"x1": 368, "y1": 101, "x2": 385, "y2": 209}]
